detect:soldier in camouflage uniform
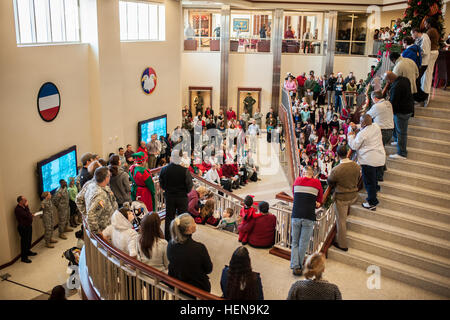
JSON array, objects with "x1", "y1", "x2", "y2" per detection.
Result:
[
  {"x1": 83, "y1": 167, "x2": 118, "y2": 234},
  {"x1": 75, "y1": 160, "x2": 102, "y2": 219},
  {"x1": 40, "y1": 192, "x2": 58, "y2": 248},
  {"x1": 52, "y1": 179, "x2": 73, "y2": 240}
]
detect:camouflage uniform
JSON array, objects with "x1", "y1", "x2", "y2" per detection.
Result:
[
  {"x1": 53, "y1": 186, "x2": 70, "y2": 234},
  {"x1": 75, "y1": 179, "x2": 95, "y2": 217},
  {"x1": 84, "y1": 182, "x2": 118, "y2": 234},
  {"x1": 41, "y1": 198, "x2": 55, "y2": 243}
]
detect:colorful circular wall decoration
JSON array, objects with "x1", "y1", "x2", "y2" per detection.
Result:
[
  {"x1": 141, "y1": 67, "x2": 157, "y2": 95},
  {"x1": 37, "y1": 82, "x2": 60, "y2": 122}
]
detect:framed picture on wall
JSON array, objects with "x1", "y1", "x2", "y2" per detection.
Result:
[
  {"x1": 233, "y1": 19, "x2": 249, "y2": 32},
  {"x1": 390, "y1": 20, "x2": 396, "y2": 30},
  {"x1": 237, "y1": 87, "x2": 261, "y2": 119},
  {"x1": 188, "y1": 86, "x2": 213, "y2": 117}
]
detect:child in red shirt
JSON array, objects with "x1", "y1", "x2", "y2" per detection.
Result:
[{"x1": 238, "y1": 195, "x2": 261, "y2": 244}]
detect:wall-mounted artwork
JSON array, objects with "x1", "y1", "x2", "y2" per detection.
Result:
[
  {"x1": 188, "y1": 86, "x2": 213, "y2": 116},
  {"x1": 37, "y1": 82, "x2": 60, "y2": 122},
  {"x1": 237, "y1": 87, "x2": 261, "y2": 120},
  {"x1": 233, "y1": 19, "x2": 249, "y2": 32},
  {"x1": 141, "y1": 67, "x2": 157, "y2": 95}
]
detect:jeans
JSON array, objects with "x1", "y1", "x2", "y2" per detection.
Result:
[
  {"x1": 377, "y1": 129, "x2": 394, "y2": 180},
  {"x1": 361, "y1": 165, "x2": 381, "y2": 206},
  {"x1": 334, "y1": 94, "x2": 342, "y2": 114},
  {"x1": 394, "y1": 113, "x2": 411, "y2": 157},
  {"x1": 290, "y1": 218, "x2": 314, "y2": 270}
]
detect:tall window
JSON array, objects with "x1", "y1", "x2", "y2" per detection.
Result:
[
  {"x1": 335, "y1": 12, "x2": 368, "y2": 55},
  {"x1": 119, "y1": 1, "x2": 165, "y2": 41},
  {"x1": 13, "y1": 0, "x2": 80, "y2": 45}
]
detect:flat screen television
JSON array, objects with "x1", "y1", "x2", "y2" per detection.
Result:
[
  {"x1": 138, "y1": 115, "x2": 167, "y2": 144},
  {"x1": 37, "y1": 145, "x2": 78, "y2": 195}
]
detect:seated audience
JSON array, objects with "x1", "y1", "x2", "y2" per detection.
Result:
[
  {"x1": 239, "y1": 201, "x2": 276, "y2": 248},
  {"x1": 220, "y1": 246, "x2": 264, "y2": 300},
  {"x1": 216, "y1": 208, "x2": 238, "y2": 233},
  {"x1": 238, "y1": 195, "x2": 261, "y2": 244}
]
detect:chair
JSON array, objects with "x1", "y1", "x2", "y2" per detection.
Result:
[
  {"x1": 210, "y1": 39, "x2": 220, "y2": 51},
  {"x1": 230, "y1": 40, "x2": 239, "y2": 52},
  {"x1": 184, "y1": 39, "x2": 197, "y2": 51},
  {"x1": 257, "y1": 40, "x2": 270, "y2": 53}
]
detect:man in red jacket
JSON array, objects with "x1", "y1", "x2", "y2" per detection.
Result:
[
  {"x1": 296, "y1": 72, "x2": 307, "y2": 99},
  {"x1": 226, "y1": 107, "x2": 237, "y2": 122},
  {"x1": 240, "y1": 201, "x2": 277, "y2": 248}
]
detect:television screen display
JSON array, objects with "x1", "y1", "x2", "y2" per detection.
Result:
[
  {"x1": 138, "y1": 115, "x2": 167, "y2": 144},
  {"x1": 37, "y1": 146, "x2": 78, "y2": 195}
]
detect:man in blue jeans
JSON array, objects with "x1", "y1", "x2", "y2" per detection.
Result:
[
  {"x1": 290, "y1": 166, "x2": 323, "y2": 276},
  {"x1": 385, "y1": 71, "x2": 414, "y2": 159}
]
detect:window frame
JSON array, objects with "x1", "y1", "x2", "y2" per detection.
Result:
[
  {"x1": 13, "y1": 0, "x2": 81, "y2": 46},
  {"x1": 119, "y1": 0, "x2": 165, "y2": 42},
  {"x1": 335, "y1": 12, "x2": 368, "y2": 56}
]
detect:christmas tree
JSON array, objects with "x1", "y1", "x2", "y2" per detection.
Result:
[{"x1": 395, "y1": 0, "x2": 445, "y2": 44}]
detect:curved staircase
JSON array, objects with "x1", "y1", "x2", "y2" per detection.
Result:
[{"x1": 328, "y1": 92, "x2": 450, "y2": 298}]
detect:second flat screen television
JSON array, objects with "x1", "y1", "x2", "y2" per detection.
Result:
[{"x1": 138, "y1": 115, "x2": 167, "y2": 144}]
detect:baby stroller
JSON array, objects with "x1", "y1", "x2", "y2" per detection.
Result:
[{"x1": 123, "y1": 200, "x2": 150, "y2": 229}]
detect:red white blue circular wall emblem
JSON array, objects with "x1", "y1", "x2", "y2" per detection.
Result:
[
  {"x1": 141, "y1": 67, "x2": 157, "y2": 95},
  {"x1": 37, "y1": 82, "x2": 60, "y2": 122}
]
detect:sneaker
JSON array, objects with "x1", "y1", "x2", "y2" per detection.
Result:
[
  {"x1": 390, "y1": 141, "x2": 397, "y2": 146},
  {"x1": 27, "y1": 251, "x2": 37, "y2": 256},
  {"x1": 293, "y1": 268, "x2": 303, "y2": 276},
  {"x1": 59, "y1": 233, "x2": 68, "y2": 240},
  {"x1": 389, "y1": 154, "x2": 406, "y2": 160},
  {"x1": 362, "y1": 202, "x2": 377, "y2": 211},
  {"x1": 21, "y1": 258, "x2": 32, "y2": 263}
]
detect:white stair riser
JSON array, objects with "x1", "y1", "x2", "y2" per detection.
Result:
[
  {"x1": 415, "y1": 108, "x2": 450, "y2": 119},
  {"x1": 379, "y1": 184, "x2": 450, "y2": 208},
  {"x1": 408, "y1": 138, "x2": 450, "y2": 154},
  {"x1": 386, "y1": 159, "x2": 450, "y2": 180},
  {"x1": 347, "y1": 221, "x2": 450, "y2": 259},
  {"x1": 347, "y1": 237, "x2": 450, "y2": 278},
  {"x1": 328, "y1": 249, "x2": 450, "y2": 298},
  {"x1": 385, "y1": 146, "x2": 450, "y2": 167},
  {"x1": 410, "y1": 117, "x2": 450, "y2": 131},
  {"x1": 350, "y1": 206, "x2": 450, "y2": 239},
  {"x1": 383, "y1": 171, "x2": 450, "y2": 193},
  {"x1": 409, "y1": 127, "x2": 450, "y2": 141}
]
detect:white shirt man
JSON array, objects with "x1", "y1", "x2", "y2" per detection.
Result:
[
  {"x1": 204, "y1": 165, "x2": 221, "y2": 185},
  {"x1": 392, "y1": 56, "x2": 419, "y2": 94},
  {"x1": 415, "y1": 31, "x2": 431, "y2": 66},
  {"x1": 347, "y1": 115, "x2": 385, "y2": 210},
  {"x1": 366, "y1": 97, "x2": 394, "y2": 131}
]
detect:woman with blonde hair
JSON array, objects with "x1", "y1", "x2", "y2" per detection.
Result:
[
  {"x1": 167, "y1": 213, "x2": 213, "y2": 292},
  {"x1": 287, "y1": 253, "x2": 342, "y2": 300}
]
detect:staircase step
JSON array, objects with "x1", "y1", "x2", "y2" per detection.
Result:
[
  {"x1": 415, "y1": 107, "x2": 450, "y2": 119},
  {"x1": 383, "y1": 169, "x2": 450, "y2": 193},
  {"x1": 385, "y1": 145, "x2": 450, "y2": 167},
  {"x1": 386, "y1": 158, "x2": 450, "y2": 180},
  {"x1": 408, "y1": 136, "x2": 450, "y2": 154},
  {"x1": 410, "y1": 116, "x2": 450, "y2": 131},
  {"x1": 361, "y1": 192, "x2": 450, "y2": 224},
  {"x1": 346, "y1": 231, "x2": 450, "y2": 278},
  {"x1": 346, "y1": 215, "x2": 450, "y2": 258},
  {"x1": 328, "y1": 247, "x2": 450, "y2": 297},
  {"x1": 409, "y1": 125, "x2": 450, "y2": 142},
  {"x1": 378, "y1": 180, "x2": 450, "y2": 208},
  {"x1": 350, "y1": 204, "x2": 450, "y2": 239}
]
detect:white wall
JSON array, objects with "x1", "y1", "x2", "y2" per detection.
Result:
[
  {"x1": 334, "y1": 55, "x2": 379, "y2": 80},
  {"x1": 181, "y1": 52, "x2": 221, "y2": 113},
  {"x1": 228, "y1": 53, "x2": 273, "y2": 118}
]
